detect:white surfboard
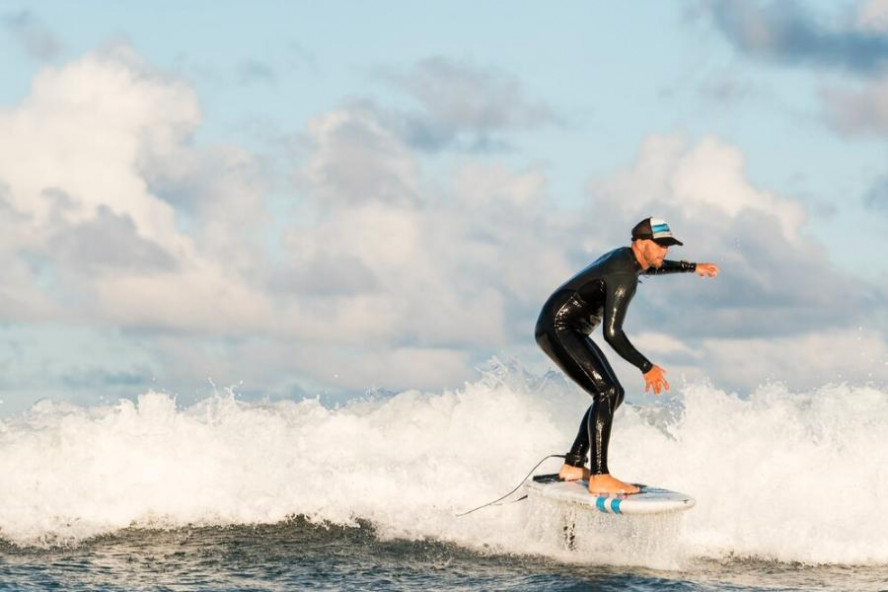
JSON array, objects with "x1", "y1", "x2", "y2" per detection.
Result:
[{"x1": 525, "y1": 473, "x2": 695, "y2": 515}]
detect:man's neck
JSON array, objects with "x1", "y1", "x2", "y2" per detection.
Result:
[{"x1": 630, "y1": 241, "x2": 649, "y2": 270}]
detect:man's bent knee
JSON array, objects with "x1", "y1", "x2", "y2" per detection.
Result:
[{"x1": 602, "y1": 384, "x2": 625, "y2": 408}]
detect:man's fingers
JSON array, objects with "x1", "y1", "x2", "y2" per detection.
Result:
[{"x1": 697, "y1": 264, "x2": 719, "y2": 278}]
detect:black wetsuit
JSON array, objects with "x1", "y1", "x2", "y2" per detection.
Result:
[{"x1": 535, "y1": 246, "x2": 696, "y2": 474}]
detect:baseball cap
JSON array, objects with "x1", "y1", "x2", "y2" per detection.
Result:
[{"x1": 631, "y1": 217, "x2": 684, "y2": 246}]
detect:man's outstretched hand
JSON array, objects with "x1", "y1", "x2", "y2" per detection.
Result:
[
  {"x1": 644, "y1": 365, "x2": 670, "y2": 395},
  {"x1": 696, "y1": 263, "x2": 720, "y2": 277}
]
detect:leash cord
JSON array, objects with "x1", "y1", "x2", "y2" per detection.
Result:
[{"x1": 454, "y1": 454, "x2": 565, "y2": 517}]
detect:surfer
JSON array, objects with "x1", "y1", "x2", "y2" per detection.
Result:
[{"x1": 535, "y1": 217, "x2": 719, "y2": 494}]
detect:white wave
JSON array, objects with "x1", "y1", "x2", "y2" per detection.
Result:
[{"x1": 1, "y1": 359, "x2": 886, "y2": 566}]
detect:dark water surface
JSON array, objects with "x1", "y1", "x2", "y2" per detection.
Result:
[{"x1": 1, "y1": 520, "x2": 886, "y2": 591}]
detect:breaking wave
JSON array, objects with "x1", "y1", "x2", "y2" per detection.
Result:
[{"x1": 1, "y1": 360, "x2": 886, "y2": 566}]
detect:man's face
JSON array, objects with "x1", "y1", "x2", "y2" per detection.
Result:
[{"x1": 644, "y1": 239, "x2": 669, "y2": 268}]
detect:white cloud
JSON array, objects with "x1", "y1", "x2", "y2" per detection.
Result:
[
  {"x1": 0, "y1": 46, "x2": 583, "y2": 401},
  {"x1": 454, "y1": 162, "x2": 546, "y2": 209},
  {"x1": 634, "y1": 332, "x2": 699, "y2": 357},
  {"x1": 856, "y1": 0, "x2": 888, "y2": 32},
  {"x1": 298, "y1": 107, "x2": 421, "y2": 207},
  {"x1": 285, "y1": 117, "x2": 872, "y2": 397},
  {"x1": 139, "y1": 141, "x2": 271, "y2": 275},
  {"x1": 671, "y1": 137, "x2": 806, "y2": 241},
  {"x1": 283, "y1": 105, "x2": 583, "y2": 355},
  {"x1": 391, "y1": 57, "x2": 553, "y2": 131},
  {"x1": 2, "y1": 43, "x2": 884, "y2": 408},
  {"x1": 375, "y1": 57, "x2": 557, "y2": 152},
  {"x1": 95, "y1": 266, "x2": 275, "y2": 334},
  {"x1": 822, "y1": 76, "x2": 888, "y2": 136},
  {"x1": 0, "y1": 43, "x2": 196, "y2": 246},
  {"x1": 590, "y1": 134, "x2": 806, "y2": 242},
  {"x1": 0, "y1": 43, "x2": 274, "y2": 333},
  {"x1": 702, "y1": 329, "x2": 888, "y2": 389},
  {"x1": 583, "y1": 131, "x2": 884, "y2": 392},
  {"x1": 711, "y1": 0, "x2": 888, "y2": 73}
]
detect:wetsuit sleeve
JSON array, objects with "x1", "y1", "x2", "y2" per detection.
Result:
[
  {"x1": 644, "y1": 260, "x2": 696, "y2": 275},
  {"x1": 601, "y1": 276, "x2": 653, "y2": 373}
]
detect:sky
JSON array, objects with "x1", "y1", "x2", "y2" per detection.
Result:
[{"x1": 1, "y1": 0, "x2": 888, "y2": 414}]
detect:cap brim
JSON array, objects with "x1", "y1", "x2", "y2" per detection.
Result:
[{"x1": 654, "y1": 237, "x2": 683, "y2": 246}]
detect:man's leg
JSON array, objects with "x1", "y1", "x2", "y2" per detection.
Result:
[
  {"x1": 581, "y1": 336, "x2": 625, "y2": 475},
  {"x1": 579, "y1": 337, "x2": 637, "y2": 493},
  {"x1": 536, "y1": 329, "x2": 637, "y2": 493},
  {"x1": 555, "y1": 405, "x2": 590, "y2": 481}
]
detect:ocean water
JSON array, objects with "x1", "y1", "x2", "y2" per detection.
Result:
[{"x1": 1, "y1": 361, "x2": 887, "y2": 591}]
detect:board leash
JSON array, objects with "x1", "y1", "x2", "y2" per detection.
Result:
[{"x1": 454, "y1": 454, "x2": 565, "y2": 517}]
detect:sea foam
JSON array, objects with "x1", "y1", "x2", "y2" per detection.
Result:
[{"x1": 1, "y1": 360, "x2": 886, "y2": 566}]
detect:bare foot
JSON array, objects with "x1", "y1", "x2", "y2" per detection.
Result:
[
  {"x1": 558, "y1": 463, "x2": 590, "y2": 481},
  {"x1": 588, "y1": 474, "x2": 639, "y2": 494}
]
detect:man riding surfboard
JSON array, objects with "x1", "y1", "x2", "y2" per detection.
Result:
[{"x1": 535, "y1": 217, "x2": 719, "y2": 494}]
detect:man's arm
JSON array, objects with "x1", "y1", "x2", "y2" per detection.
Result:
[
  {"x1": 644, "y1": 260, "x2": 696, "y2": 275},
  {"x1": 645, "y1": 261, "x2": 720, "y2": 277},
  {"x1": 601, "y1": 276, "x2": 653, "y2": 373},
  {"x1": 641, "y1": 261, "x2": 720, "y2": 394},
  {"x1": 602, "y1": 278, "x2": 670, "y2": 394}
]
